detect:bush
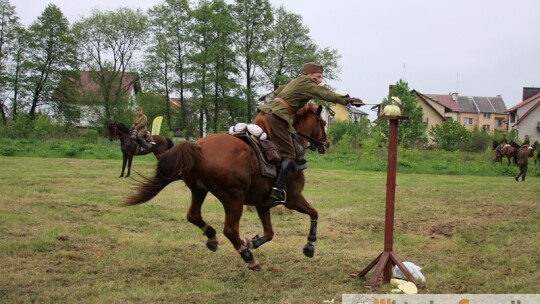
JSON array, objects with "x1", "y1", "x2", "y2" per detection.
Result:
[
  {"x1": 81, "y1": 129, "x2": 100, "y2": 143},
  {"x1": 327, "y1": 118, "x2": 370, "y2": 150}
]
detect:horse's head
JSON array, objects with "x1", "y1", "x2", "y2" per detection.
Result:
[
  {"x1": 108, "y1": 122, "x2": 120, "y2": 141},
  {"x1": 294, "y1": 104, "x2": 329, "y2": 154}
]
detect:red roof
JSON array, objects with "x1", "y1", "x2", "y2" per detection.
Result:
[
  {"x1": 507, "y1": 92, "x2": 540, "y2": 112},
  {"x1": 425, "y1": 94, "x2": 459, "y2": 112}
]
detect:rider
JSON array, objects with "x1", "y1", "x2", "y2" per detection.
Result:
[
  {"x1": 515, "y1": 144, "x2": 529, "y2": 181},
  {"x1": 500, "y1": 133, "x2": 508, "y2": 145},
  {"x1": 130, "y1": 106, "x2": 155, "y2": 151},
  {"x1": 522, "y1": 134, "x2": 530, "y2": 147},
  {"x1": 256, "y1": 62, "x2": 364, "y2": 203}
]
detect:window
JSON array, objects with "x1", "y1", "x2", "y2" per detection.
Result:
[
  {"x1": 463, "y1": 118, "x2": 473, "y2": 125},
  {"x1": 482, "y1": 124, "x2": 490, "y2": 132},
  {"x1": 495, "y1": 119, "x2": 503, "y2": 127},
  {"x1": 483, "y1": 113, "x2": 491, "y2": 119}
]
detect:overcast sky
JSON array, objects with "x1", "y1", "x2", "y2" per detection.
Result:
[{"x1": 11, "y1": 0, "x2": 540, "y2": 119}]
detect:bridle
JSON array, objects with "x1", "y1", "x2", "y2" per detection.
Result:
[{"x1": 296, "y1": 109, "x2": 329, "y2": 153}]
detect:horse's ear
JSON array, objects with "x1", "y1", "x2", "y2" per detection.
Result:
[{"x1": 317, "y1": 105, "x2": 323, "y2": 116}]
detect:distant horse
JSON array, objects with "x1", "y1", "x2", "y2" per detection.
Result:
[
  {"x1": 499, "y1": 141, "x2": 521, "y2": 166},
  {"x1": 123, "y1": 104, "x2": 329, "y2": 271},
  {"x1": 108, "y1": 122, "x2": 174, "y2": 177},
  {"x1": 493, "y1": 140, "x2": 503, "y2": 163}
]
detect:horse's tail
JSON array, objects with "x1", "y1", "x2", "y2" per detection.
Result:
[
  {"x1": 122, "y1": 142, "x2": 202, "y2": 206},
  {"x1": 166, "y1": 137, "x2": 174, "y2": 150}
]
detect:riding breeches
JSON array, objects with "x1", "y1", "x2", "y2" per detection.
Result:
[{"x1": 258, "y1": 113, "x2": 296, "y2": 159}]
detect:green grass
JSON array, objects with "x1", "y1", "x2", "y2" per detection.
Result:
[{"x1": 0, "y1": 155, "x2": 539, "y2": 303}]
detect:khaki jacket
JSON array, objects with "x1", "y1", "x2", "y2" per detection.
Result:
[
  {"x1": 132, "y1": 114, "x2": 148, "y2": 133},
  {"x1": 257, "y1": 75, "x2": 349, "y2": 131},
  {"x1": 517, "y1": 148, "x2": 529, "y2": 165}
]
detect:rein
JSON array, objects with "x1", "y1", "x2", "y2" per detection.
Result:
[
  {"x1": 295, "y1": 108, "x2": 329, "y2": 152},
  {"x1": 296, "y1": 131, "x2": 327, "y2": 151}
]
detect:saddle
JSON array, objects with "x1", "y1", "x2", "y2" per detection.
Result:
[{"x1": 229, "y1": 124, "x2": 280, "y2": 178}]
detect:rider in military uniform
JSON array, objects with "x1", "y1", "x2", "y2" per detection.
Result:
[{"x1": 257, "y1": 62, "x2": 364, "y2": 203}]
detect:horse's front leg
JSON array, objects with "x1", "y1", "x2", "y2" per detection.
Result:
[
  {"x1": 285, "y1": 194, "x2": 318, "y2": 258},
  {"x1": 120, "y1": 154, "x2": 127, "y2": 177},
  {"x1": 126, "y1": 155, "x2": 133, "y2": 177}
]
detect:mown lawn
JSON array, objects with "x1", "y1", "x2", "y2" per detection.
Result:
[{"x1": 0, "y1": 156, "x2": 538, "y2": 303}]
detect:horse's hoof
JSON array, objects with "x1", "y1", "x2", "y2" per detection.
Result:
[
  {"x1": 206, "y1": 240, "x2": 218, "y2": 252},
  {"x1": 303, "y1": 242, "x2": 315, "y2": 258},
  {"x1": 249, "y1": 263, "x2": 261, "y2": 271}
]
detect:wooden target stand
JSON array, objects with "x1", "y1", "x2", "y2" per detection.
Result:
[{"x1": 356, "y1": 115, "x2": 419, "y2": 288}]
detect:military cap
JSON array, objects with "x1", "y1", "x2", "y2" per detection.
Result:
[{"x1": 300, "y1": 62, "x2": 323, "y2": 75}]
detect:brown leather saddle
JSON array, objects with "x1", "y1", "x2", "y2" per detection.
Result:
[{"x1": 232, "y1": 132, "x2": 279, "y2": 178}]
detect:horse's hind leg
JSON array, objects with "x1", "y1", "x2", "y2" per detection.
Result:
[
  {"x1": 285, "y1": 194, "x2": 319, "y2": 258},
  {"x1": 186, "y1": 186, "x2": 218, "y2": 251},
  {"x1": 246, "y1": 207, "x2": 274, "y2": 249},
  {"x1": 222, "y1": 199, "x2": 261, "y2": 271}
]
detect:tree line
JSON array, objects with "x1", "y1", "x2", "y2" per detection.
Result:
[{"x1": 0, "y1": 0, "x2": 341, "y2": 138}]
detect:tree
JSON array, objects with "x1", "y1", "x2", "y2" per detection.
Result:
[
  {"x1": 145, "y1": 0, "x2": 192, "y2": 135},
  {"x1": 23, "y1": 4, "x2": 78, "y2": 120},
  {"x1": 73, "y1": 8, "x2": 147, "y2": 125},
  {"x1": 188, "y1": 0, "x2": 238, "y2": 136},
  {"x1": 260, "y1": 6, "x2": 341, "y2": 92},
  {"x1": 429, "y1": 119, "x2": 471, "y2": 151},
  {"x1": 0, "y1": 0, "x2": 21, "y2": 124},
  {"x1": 377, "y1": 79, "x2": 426, "y2": 148},
  {"x1": 232, "y1": 0, "x2": 273, "y2": 122}
]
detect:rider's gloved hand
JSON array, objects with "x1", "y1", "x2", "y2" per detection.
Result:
[{"x1": 347, "y1": 97, "x2": 364, "y2": 106}]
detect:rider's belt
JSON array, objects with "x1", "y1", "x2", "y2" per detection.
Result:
[{"x1": 276, "y1": 97, "x2": 294, "y2": 115}]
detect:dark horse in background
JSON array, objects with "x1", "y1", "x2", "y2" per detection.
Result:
[
  {"x1": 108, "y1": 122, "x2": 174, "y2": 177},
  {"x1": 123, "y1": 104, "x2": 329, "y2": 271}
]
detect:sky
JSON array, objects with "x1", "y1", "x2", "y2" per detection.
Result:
[{"x1": 11, "y1": 0, "x2": 540, "y2": 120}]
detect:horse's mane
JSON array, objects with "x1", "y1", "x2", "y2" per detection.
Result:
[
  {"x1": 295, "y1": 103, "x2": 318, "y2": 119},
  {"x1": 116, "y1": 122, "x2": 130, "y2": 134}
]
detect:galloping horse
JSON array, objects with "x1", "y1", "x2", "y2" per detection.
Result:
[
  {"x1": 123, "y1": 104, "x2": 329, "y2": 271},
  {"x1": 108, "y1": 122, "x2": 174, "y2": 177}
]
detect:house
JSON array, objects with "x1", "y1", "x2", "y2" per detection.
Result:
[
  {"x1": 54, "y1": 71, "x2": 141, "y2": 127},
  {"x1": 411, "y1": 91, "x2": 452, "y2": 142},
  {"x1": 411, "y1": 89, "x2": 508, "y2": 132},
  {"x1": 324, "y1": 103, "x2": 368, "y2": 127},
  {"x1": 454, "y1": 95, "x2": 508, "y2": 133},
  {"x1": 506, "y1": 87, "x2": 540, "y2": 144}
]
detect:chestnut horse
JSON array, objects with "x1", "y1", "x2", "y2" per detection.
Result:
[
  {"x1": 498, "y1": 141, "x2": 521, "y2": 166},
  {"x1": 123, "y1": 104, "x2": 329, "y2": 270},
  {"x1": 108, "y1": 122, "x2": 174, "y2": 177}
]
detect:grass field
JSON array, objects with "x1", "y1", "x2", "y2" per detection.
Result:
[{"x1": 0, "y1": 155, "x2": 539, "y2": 303}]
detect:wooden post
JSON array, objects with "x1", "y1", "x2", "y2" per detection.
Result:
[{"x1": 356, "y1": 115, "x2": 419, "y2": 287}]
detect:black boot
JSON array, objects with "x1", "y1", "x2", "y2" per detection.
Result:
[{"x1": 270, "y1": 158, "x2": 293, "y2": 203}]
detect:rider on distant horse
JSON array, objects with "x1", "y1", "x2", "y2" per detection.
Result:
[
  {"x1": 500, "y1": 133, "x2": 507, "y2": 145},
  {"x1": 130, "y1": 106, "x2": 155, "y2": 151},
  {"x1": 522, "y1": 134, "x2": 530, "y2": 147},
  {"x1": 256, "y1": 62, "x2": 364, "y2": 203}
]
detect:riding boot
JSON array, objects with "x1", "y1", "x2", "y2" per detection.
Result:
[
  {"x1": 133, "y1": 136, "x2": 146, "y2": 152},
  {"x1": 270, "y1": 158, "x2": 293, "y2": 203},
  {"x1": 139, "y1": 136, "x2": 152, "y2": 148}
]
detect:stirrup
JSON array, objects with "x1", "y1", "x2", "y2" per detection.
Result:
[{"x1": 270, "y1": 187, "x2": 286, "y2": 203}]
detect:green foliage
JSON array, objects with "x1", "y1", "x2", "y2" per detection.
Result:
[
  {"x1": 467, "y1": 127, "x2": 492, "y2": 152},
  {"x1": 376, "y1": 79, "x2": 427, "y2": 148},
  {"x1": 429, "y1": 119, "x2": 471, "y2": 151},
  {"x1": 327, "y1": 118, "x2": 371, "y2": 152}
]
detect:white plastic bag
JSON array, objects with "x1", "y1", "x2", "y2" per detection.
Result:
[{"x1": 392, "y1": 261, "x2": 426, "y2": 284}]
